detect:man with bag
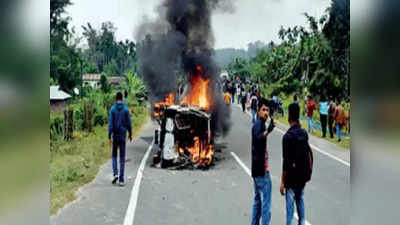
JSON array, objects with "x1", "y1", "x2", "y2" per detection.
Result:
[
  {"x1": 280, "y1": 103, "x2": 313, "y2": 225},
  {"x1": 108, "y1": 92, "x2": 132, "y2": 186}
]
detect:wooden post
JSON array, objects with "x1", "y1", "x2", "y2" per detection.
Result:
[
  {"x1": 84, "y1": 101, "x2": 94, "y2": 132},
  {"x1": 64, "y1": 109, "x2": 73, "y2": 140}
]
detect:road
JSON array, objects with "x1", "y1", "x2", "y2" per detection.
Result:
[{"x1": 51, "y1": 104, "x2": 350, "y2": 225}]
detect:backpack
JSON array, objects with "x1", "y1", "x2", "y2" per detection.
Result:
[
  {"x1": 112, "y1": 109, "x2": 124, "y2": 135},
  {"x1": 292, "y1": 131, "x2": 314, "y2": 183}
]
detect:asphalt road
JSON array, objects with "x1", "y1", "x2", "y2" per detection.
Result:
[{"x1": 51, "y1": 104, "x2": 350, "y2": 225}]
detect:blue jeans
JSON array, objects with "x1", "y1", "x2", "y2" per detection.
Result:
[
  {"x1": 112, "y1": 139, "x2": 126, "y2": 182},
  {"x1": 251, "y1": 172, "x2": 272, "y2": 225},
  {"x1": 251, "y1": 109, "x2": 257, "y2": 124},
  {"x1": 285, "y1": 188, "x2": 305, "y2": 225},
  {"x1": 336, "y1": 124, "x2": 342, "y2": 141},
  {"x1": 307, "y1": 117, "x2": 313, "y2": 133}
]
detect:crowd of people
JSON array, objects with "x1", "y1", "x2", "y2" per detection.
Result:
[
  {"x1": 223, "y1": 78, "x2": 349, "y2": 143},
  {"x1": 304, "y1": 95, "x2": 350, "y2": 142}
]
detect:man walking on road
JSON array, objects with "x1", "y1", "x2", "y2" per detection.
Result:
[
  {"x1": 241, "y1": 89, "x2": 247, "y2": 112},
  {"x1": 280, "y1": 103, "x2": 313, "y2": 225},
  {"x1": 251, "y1": 98, "x2": 276, "y2": 225},
  {"x1": 108, "y1": 92, "x2": 132, "y2": 186},
  {"x1": 306, "y1": 96, "x2": 316, "y2": 133},
  {"x1": 327, "y1": 97, "x2": 336, "y2": 138},
  {"x1": 319, "y1": 95, "x2": 328, "y2": 138},
  {"x1": 334, "y1": 99, "x2": 345, "y2": 142}
]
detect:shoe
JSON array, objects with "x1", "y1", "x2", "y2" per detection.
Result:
[
  {"x1": 338, "y1": 139, "x2": 341, "y2": 142},
  {"x1": 119, "y1": 180, "x2": 125, "y2": 186},
  {"x1": 112, "y1": 175, "x2": 118, "y2": 184}
]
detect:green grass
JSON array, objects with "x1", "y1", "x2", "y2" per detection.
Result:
[
  {"x1": 50, "y1": 107, "x2": 148, "y2": 215},
  {"x1": 274, "y1": 94, "x2": 350, "y2": 150}
]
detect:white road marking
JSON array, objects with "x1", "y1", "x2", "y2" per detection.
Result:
[
  {"x1": 230, "y1": 152, "x2": 251, "y2": 176},
  {"x1": 231, "y1": 151, "x2": 312, "y2": 225},
  {"x1": 233, "y1": 103, "x2": 350, "y2": 167},
  {"x1": 123, "y1": 142, "x2": 153, "y2": 225}
]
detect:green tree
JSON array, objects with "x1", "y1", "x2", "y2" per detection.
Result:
[
  {"x1": 102, "y1": 59, "x2": 119, "y2": 77},
  {"x1": 50, "y1": 0, "x2": 81, "y2": 93},
  {"x1": 100, "y1": 74, "x2": 111, "y2": 93},
  {"x1": 122, "y1": 71, "x2": 147, "y2": 100}
]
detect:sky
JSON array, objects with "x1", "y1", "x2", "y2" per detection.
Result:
[{"x1": 66, "y1": 0, "x2": 331, "y2": 50}]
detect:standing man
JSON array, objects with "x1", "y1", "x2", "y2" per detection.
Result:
[
  {"x1": 123, "y1": 90, "x2": 129, "y2": 105},
  {"x1": 231, "y1": 82, "x2": 236, "y2": 104},
  {"x1": 241, "y1": 88, "x2": 247, "y2": 112},
  {"x1": 334, "y1": 99, "x2": 345, "y2": 142},
  {"x1": 293, "y1": 95, "x2": 299, "y2": 105},
  {"x1": 250, "y1": 92, "x2": 258, "y2": 123},
  {"x1": 108, "y1": 92, "x2": 132, "y2": 186},
  {"x1": 280, "y1": 103, "x2": 313, "y2": 225},
  {"x1": 306, "y1": 96, "x2": 316, "y2": 133},
  {"x1": 327, "y1": 97, "x2": 336, "y2": 138},
  {"x1": 251, "y1": 98, "x2": 276, "y2": 225},
  {"x1": 237, "y1": 83, "x2": 242, "y2": 104},
  {"x1": 319, "y1": 95, "x2": 328, "y2": 138}
]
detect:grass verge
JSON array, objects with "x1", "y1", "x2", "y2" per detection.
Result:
[{"x1": 50, "y1": 107, "x2": 148, "y2": 215}]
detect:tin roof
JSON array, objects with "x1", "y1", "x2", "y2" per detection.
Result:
[
  {"x1": 82, "y1": 73, "x2": 101, "y2": 80},
  {"x1": 50, "y1": 86, "x2": 71, "y2": 100}
]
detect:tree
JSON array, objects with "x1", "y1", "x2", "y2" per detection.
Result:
[
  {"x1": 223, "y1": 8, "x2": 349, "y2": 100},
  {"x1": 122, "y1": 71, "x2": 147, "y2": 101},
  {"x1": 323, "y1": 0, "x2": 350, "y2": 97},
  {"x1": 82, "y1": 22, "x2": 137, "y2": 75},
  {"x1": 100, "y1": 74, "x2": 111, "y2": 93},
  {"x1": 50, "y1": 0, "x2": 72, "y2": 39},
  {"x1": 50, "y1": 0, "x2": 82, "y2": 93},
  {"x1": 102, "y1": 59, "x2": 119, "y2": 77}
]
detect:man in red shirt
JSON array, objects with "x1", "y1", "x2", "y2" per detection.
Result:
[{"x1": 306, "y1": 95, "x2": 316, "y2": 133}]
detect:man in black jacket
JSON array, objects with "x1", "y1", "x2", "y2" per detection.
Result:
[
  {"x1": 251, "y1": 98, "x2": 276, "y2": 225},
  {"x1": 280, "y1": 103, "x2": 309, "y2": 225}
]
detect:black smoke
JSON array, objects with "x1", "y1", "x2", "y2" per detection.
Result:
[{"x1": 136, "y1": 0, "x2": 234, "y2": 136}]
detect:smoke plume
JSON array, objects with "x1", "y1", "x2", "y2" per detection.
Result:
[{"x1": 136, "y1": 0, "x2": 235, "y2": 136}]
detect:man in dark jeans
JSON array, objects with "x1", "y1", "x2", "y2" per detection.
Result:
[
  {"x1": 251, "y1": 98, "x2": 276, "y2": 225},
  {"x1": 108, "y1": 92, "x2": 132, "y2": 186},
  {"x1": 280, "y1": 103, "x2": 309, "y2": 225},
  {"x1": 327, "y1": 98, "x2": 336, "y2": 138},
  {"x1": 319, "y1": 95, "x2": 328, "y2": 138}
]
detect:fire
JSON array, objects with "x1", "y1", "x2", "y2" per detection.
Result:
[
  {"x1": 152, "y1": 65, "x2": 214, "y2": 167},
  {"x1": 153, "y1": 93, "x2": 175, "y2": 117},
  {"x1": 185, "y1": 137, "x2": 214, "y2": 166},
  {"x1": 181, "y1": 66, "x2": 211, "y2": 110}
]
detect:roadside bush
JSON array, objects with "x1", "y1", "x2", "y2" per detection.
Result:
[
  {"x1": 93, "y1": 103, "x2": 108, "y2": 126},
  {"x1": 50, "y1": 113, "x2": 64, "y2": 141}
]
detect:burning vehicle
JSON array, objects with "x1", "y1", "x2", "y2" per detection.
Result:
[
  {"x1": 135, "y1": 0, "x2": 233, "y2": 168},
  {"x1": 153, "y1": 105, "x2": 213, "y2": 168},
  {"x1": 152, "y1": 67, "x2": 216, "y2": 168}
]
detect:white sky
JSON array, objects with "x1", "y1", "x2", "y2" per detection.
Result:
[{"x1": 66, "y1": 0, "x2": 331, "y2": 50}]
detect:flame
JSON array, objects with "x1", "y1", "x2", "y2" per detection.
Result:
[
  {"x1": 153, "y1": 93, "x2": 175, "y2": 117},
  {"x1": 181, "y1": 66, "x2": 211, "y2": 110},
  {"x1": 185, "y1": 137, "x2": 214, "y2": 166},
  {"x1": 152, "y1": 65, "x2": 214, "y2": 166}
]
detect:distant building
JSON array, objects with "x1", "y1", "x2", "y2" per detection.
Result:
[
  {"x1": 50, "y1": 86, "x2": 71, "y2": 112},
  {"x1": 107, "y1": 76, "x2": 125, "y2": 87},
  {"x1": 82, "y1": 73, "x2": 101, "y2": 88}
]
